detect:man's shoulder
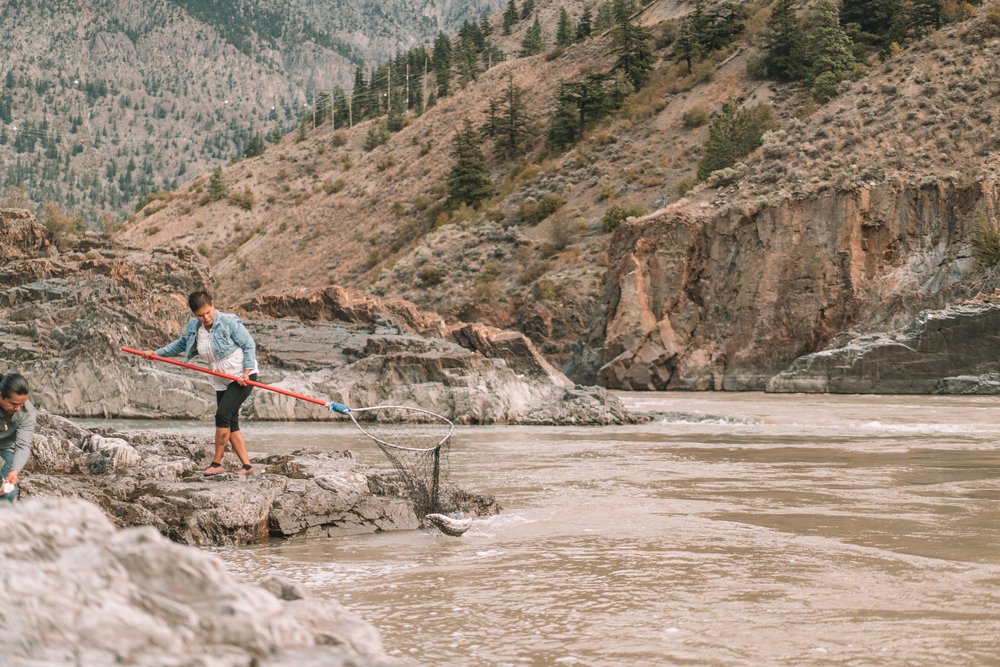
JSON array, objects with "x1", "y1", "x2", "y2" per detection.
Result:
[{"x1": 15, "y1": 400, "x2": 37, "y2": 425}]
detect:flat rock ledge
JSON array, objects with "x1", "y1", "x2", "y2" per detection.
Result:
[
  {"x1": 0, "y1": 498, "x2": 398, "y2": 666},
  {"x1": 22, "y1": 412, "x2": 499, "y2": 546},
  {"x1": 767, "y1": 302, "x2": 1000, "y2": 394}
]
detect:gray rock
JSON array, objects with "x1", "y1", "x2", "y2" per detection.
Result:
[
  {"x1": 20, "y1": 413, "x2": 498, "y2": 546},
  {"x1": 0, "y1": 498, "x2": 397, "y2": 666},
  {"x1": 767, "y1": 302, "x2": 1000, "y2": 393}
]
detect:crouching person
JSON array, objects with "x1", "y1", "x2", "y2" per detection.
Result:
[{"x1": 0, "y1": 373, "x2": 36, "y2": 503}]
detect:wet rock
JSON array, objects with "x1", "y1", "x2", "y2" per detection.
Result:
[
  {"x1": 20, "y1": 413, "x2": 499, "y2": 546},
  {"x1": 0, "y1": 498, "x2": 397, "y2": 666}
]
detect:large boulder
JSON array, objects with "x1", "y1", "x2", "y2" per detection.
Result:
[{"x1": 0, "y1": 498, "x2": 396, "y2": 666}]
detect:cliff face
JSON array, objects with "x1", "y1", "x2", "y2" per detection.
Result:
[{"x1": 582, "y1": 179, "x2": 1000, "y2": 390}]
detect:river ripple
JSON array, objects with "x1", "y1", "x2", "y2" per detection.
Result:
[{"x1": 97, "y1": 393, "x2": 1000, "y2": 666}]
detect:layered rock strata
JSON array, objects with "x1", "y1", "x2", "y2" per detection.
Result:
[
  {"x1": 0, "y1": 209, "x2": 636, "y2": 424},
  {"x1": 767, "y1": 301, "x2": 1000, "y2": 393}
]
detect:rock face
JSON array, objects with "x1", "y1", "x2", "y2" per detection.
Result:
[
  {"x1": 577, "y1": 179, "x2": 999, "y2": 391},
  {"x1": 22, "y1": 412, "x2": 497, "y2": 546},
  {"x1": 0, "y1": 209, "x2": 637, "y2": 424},
  {"x1": 0, "y1": 498, "x2": 397, "y2": 666},
  {"x1": 767, "y1": 302, "x2": 1000, "y2": 393}
]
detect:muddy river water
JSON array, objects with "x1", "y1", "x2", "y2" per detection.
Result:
[{"x1": 106, "y1": 392, "x2": 1000, "y2": 665}]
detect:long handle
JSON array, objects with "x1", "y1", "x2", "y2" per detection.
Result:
[{"x1": 120, "y1": 346, "x2": 328, "y2": 407}]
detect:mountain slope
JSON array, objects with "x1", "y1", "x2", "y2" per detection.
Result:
[
  {"x1": 0, "y1": 0, "x2": 503, "y2": 222},
  {"x1": 116, "y1": 0, "x2": 1000, "y2": 383}
]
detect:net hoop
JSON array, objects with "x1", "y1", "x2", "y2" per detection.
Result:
[{"x1": 347, "y1": 406, "x2": 454, "y2": 451}]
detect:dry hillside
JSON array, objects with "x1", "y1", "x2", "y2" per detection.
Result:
[{"x1": 117, "y1": 0, "x2": 1000, "y2": 370}]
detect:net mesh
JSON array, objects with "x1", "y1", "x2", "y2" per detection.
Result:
[{"x1": 349, "y1": 406, "x2": 453, "y2": 514}]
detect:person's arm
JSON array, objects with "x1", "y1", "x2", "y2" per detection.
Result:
[
  {"x1": 230, "y1": 317, "x2": 258, "y2": 373},
  {"x1": 8, "y1": 406, "x2": 37, "y2": 480},
  {"x1": 156, "y1": 320, "x2": 194, "y2": 358}
]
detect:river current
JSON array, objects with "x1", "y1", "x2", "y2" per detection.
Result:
[{"x1": 92, "y1": 393, "x2": 1000, "y2": 666}]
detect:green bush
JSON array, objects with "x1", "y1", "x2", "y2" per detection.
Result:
[
  {"x1": 602, "y1": 204, "x2": 645, "y2": 232},
  {"x1": 519, "y1": 194, "x2": 566, "y2": 225}
]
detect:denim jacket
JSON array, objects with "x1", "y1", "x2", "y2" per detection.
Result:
[{"x1": 156, "y1": 311, "x2": 257, "y2": 370}]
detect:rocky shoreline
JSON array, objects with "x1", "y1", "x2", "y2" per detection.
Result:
[
  {"x1": 22, "y1": 411, "x2": 498, "y2": 545},
  {"x1": 0, "y1": 208, "x2": 642, "y2": 425}
]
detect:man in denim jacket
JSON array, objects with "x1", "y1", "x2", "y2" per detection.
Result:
[{"x1": 150, "y1": 290, "x2": 260, "y2": 475}]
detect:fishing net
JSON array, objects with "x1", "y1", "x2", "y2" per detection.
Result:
[{"x1": 348, "y1": 406, "x2": 454, "y2": 514}]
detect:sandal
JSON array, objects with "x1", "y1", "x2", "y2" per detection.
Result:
[{"x1": 203, "y1": 463, "x2": 226, "y2": 476}]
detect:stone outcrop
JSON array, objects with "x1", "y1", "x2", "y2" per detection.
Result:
[
  {"x1": 0, "y1": 209, "x2": 638, "y2": 424},
  {"x1": 767, "y1": 301, "x2": 1000, "y2": 393},
  {"x1": 0, "y1": 498, "x2": 397, "y2": 666},
  {"x1": 22, "y1": 411, "x2": 498, "y2": 545},
  {"x1": 576, "y1": 179, "x2": 999, "y2": 391}
]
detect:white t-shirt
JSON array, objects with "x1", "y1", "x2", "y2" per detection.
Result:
[{"x1": 197, "y1": 326, "x2": 256, "y2": 391}]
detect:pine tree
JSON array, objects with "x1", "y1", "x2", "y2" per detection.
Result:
[
  {"x1": 697, "y1": 101, "x2": 773, "y2": 180},
  {"x1": 432, "y1": 31, "x2": 453, "y2": 98},
  {"x1": 557, "y1": 7, "x2": 576, "y2": 46},
  {"x1": 906, "y1": 0, "x2": 942, "y2": 39},
  {"x1": 503, "y1": 0, "x2": 519, "y2": 34},
  {"x1": 546, "y1": 73, "x2": 612, "y2": 150},
  {"x1": 493, "y1": 74, "x2": 532, "y2": 158},
  {"x1": 447, "y1": 120, "x2": 493, "y2": 209},
  {"x1": 611, "y1": 0, "x2": 654, "y2": 89},
  {"x1": 759, "y1": 0, "x2": 805, "y2": 81},
  {"x1": 521, "y1": 0, "x2": 535, "y2": 20},
  {"x1": 804, "y1": 0, "x2": 855, "y2": 99},
  {"x1": 577, "y1": 6, "x2": 593, "y2": 40},
  {"x1": 520, "y1": 19, "x2": 544, "y2": 56},
  {"x1": 207, "y1": 167, "x2": 228, "y2": 201},
  {"x1": 840, "y1": 0, "x2": 902, "y2": 47}
]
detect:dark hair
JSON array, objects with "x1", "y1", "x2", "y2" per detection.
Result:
[
  {"x1": 187, "y1": 290, "x2": 213, "y2": 312},
  {"x1": 0, "y1": 373, "x2": 29, "y2": 398}
]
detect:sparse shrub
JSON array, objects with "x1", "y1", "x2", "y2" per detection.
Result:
[
  {"x1": 533, "y1": 280, "x2": 559, "y2": 300},
  {"x1": 331, "y1": 133, "x2": 348, "y2": 147},
  {"x1": 144, "y1": 225, "x2": 160, "y2": 236},
  {"x1": 376, "y1": 156, "x2": 396, "y2": 172},
  {"x1": 519, "y1": 194, "x2": 566, "y2": 225},
  {"x1": 40, "y1": 201, "x2": 84, "y2": 250},
  {"x1": 602, "y1": 204, "x2": 645, "y2": 232},
  {"x1": 323, "y1": 178, "x2": 346, "y2": 194},
  {"x1": 973, "y1": 209, "x2": 1000, "y2": 270},
  {"x1": 197, "y1": 243, "x2": 210, "y2": 257},
  {"x1": 418, "y1": 267, "x2": 445, "y2": 286},
  {"x1": 682, "y1": 106, "x2": 710, "y2": 128},
  {"x1": 227, "y1": 188, "x2": 254, "y2": 210},
  {"x1": 597, "y1": 183, "x2": 618, "y2": 201}
]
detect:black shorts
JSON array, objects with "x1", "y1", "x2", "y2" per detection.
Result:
[{"x1": 215, "y1": 373, "x2": 257, "y2": 430}]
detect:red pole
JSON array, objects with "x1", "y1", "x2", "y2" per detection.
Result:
[{"x1": 120, "y1": 346, "x2": 328, "y2": 407}]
